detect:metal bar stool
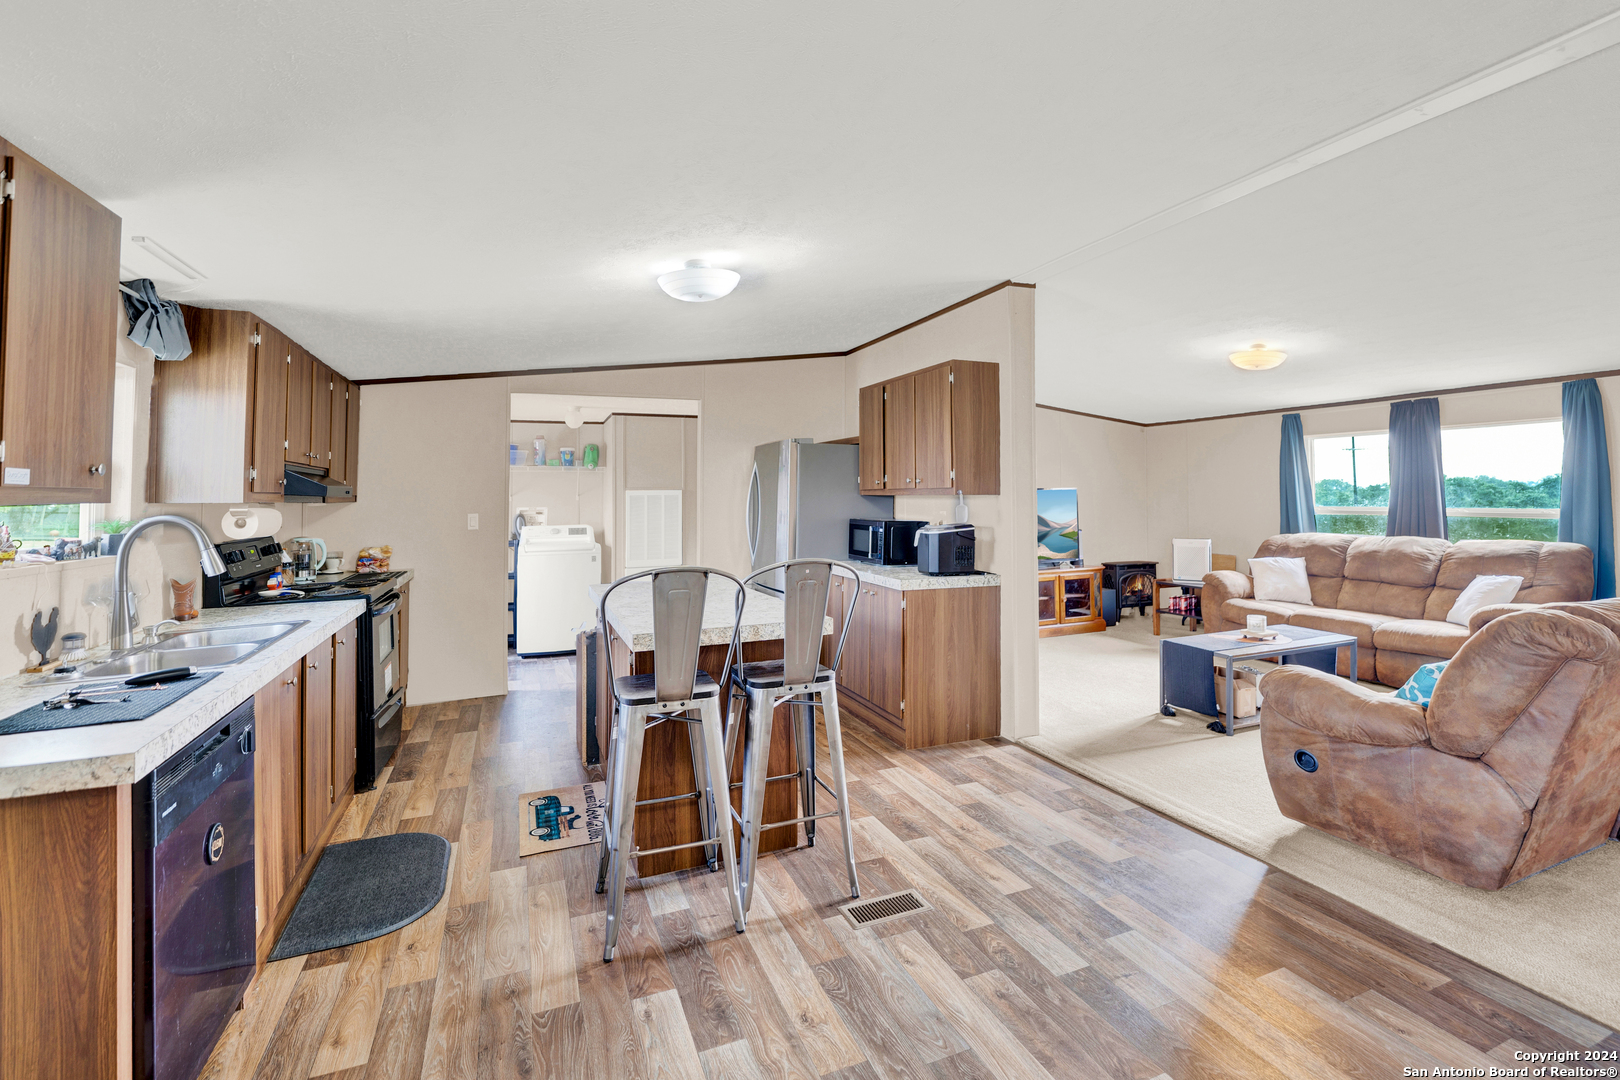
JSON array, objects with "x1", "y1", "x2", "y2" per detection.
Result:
[
  {"x1": 724, "y1": 559, "x2": 861, "y2": 912},
  {"x1": 594, "y1": 566, "x2": 747, "y2": 962}
]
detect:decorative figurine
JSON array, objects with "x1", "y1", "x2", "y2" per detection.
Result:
[{"x1": 171, "y1": 578, "x2": 199, "y2": 621}]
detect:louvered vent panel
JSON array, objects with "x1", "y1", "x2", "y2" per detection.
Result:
[
  {"x1": 838, "y1": 889, "x2": 931, "y2": 929},
  {"x1": 625, "y1": 489, "x2": 682, "y2": 569}
]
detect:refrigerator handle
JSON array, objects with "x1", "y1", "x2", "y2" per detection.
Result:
[{"x1": 746, "y1": 462, "x2": 761, "y2": 563}]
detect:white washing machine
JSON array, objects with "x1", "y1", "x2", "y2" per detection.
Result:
[{"x1": 515, "y1": 524, "x2": 603, "y2": 655}]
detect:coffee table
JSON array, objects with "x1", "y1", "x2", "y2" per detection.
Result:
[{"x1": 1159, "y1": 626, "x2": 1358, "y2": 735}]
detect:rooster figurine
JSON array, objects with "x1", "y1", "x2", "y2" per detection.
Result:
[{"x1": 29, "y1": 607, "x2": 60, "y2": 670}]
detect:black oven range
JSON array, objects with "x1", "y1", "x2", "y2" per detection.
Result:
[{"x1": 204, "y1": 536, "x2": 408, "y2": 791}]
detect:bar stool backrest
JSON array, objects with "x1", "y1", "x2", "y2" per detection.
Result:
[
  {"x1": 651, "y1": 570, "x2": 709, "y2": 702},
  {"x1": 600, "y1": 566, "x2": 747, "y2": 705},
  {"x1": 743, "y1": 559, "x2": 861, "y2": 685}
]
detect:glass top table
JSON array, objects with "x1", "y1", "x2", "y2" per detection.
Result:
[{"x1": 1158, "y1": 626, "x2": 1358, "y2": 735}]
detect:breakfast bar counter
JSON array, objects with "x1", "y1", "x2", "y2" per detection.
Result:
[{"x1": 587, "y1": 580, "x2": 825, "y2": 876}]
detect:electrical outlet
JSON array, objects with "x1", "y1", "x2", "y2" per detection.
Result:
[{"x1": 467, "y1": 513, "x2": 479, "y2": 530}]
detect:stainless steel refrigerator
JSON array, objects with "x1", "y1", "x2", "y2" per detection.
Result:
[{"x1": 747, "y1": 439, "x2": 894, "y2": 594}]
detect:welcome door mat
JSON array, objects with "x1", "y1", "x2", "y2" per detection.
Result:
[{"x1": 517, "y1": 782, "x2": 605, "y2": 857}]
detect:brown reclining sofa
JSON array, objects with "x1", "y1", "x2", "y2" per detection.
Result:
[
  {"x1": 1202, "y1": 533, "x2": 1594, "y2": 686},
  {"x1": 1260, "y1": 600, "x2": 1620, "y2": 889}
]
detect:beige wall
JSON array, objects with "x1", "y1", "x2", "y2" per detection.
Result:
[
  {"x1": 1032, "y1": 407, "x2": 1149, "y2": 565},
  {"x1": 842, "y1": 287, "x2": 1041, "y2": 739},
  {"x1": 1133, "y1": 380, "x2": 1601, "y2": 581}
]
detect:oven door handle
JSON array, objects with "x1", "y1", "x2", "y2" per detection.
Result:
[{"x1": 371, "y1": 593, "x2": 402, "y2": 617}]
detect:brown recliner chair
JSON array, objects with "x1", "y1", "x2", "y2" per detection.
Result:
[{"x1": 1260, "y1": 601, "x2": 1620, "y2": 890}]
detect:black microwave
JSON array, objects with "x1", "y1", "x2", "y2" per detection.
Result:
[{"x1": 848, "y1": 518, "x2": 928, "y2": 566}]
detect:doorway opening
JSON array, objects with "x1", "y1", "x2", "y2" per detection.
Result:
[{"x1": 506, "y1": 393, "x2": 701, "y2": 688}]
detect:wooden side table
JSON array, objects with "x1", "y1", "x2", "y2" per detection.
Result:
[{"x1": 1153, "y1": 578, "x2": 1205, "y2": 635}]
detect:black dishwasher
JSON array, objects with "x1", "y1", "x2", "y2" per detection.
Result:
[{"x1": 131, "y1": 698, "x2": 256, "y2": 1080}]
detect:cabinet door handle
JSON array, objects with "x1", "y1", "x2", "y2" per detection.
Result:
[
  {"x1": 89, "y1": 464, "x2": 106, "y2": 475},
  {"x1": 284, "y1": 677, "x2": 297, "y2": 686},
  {"x1": 310, "y1": 660, "x2": 320, "y2": 669}
]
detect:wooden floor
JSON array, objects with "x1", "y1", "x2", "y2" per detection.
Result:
[{"x1": 204, "y1": 657, "x2": 1618, "y2": 1080}]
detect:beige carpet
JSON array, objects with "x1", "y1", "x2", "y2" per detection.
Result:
[{"x1": 1025, "y1": 613, "x2": 1620, "y2": 1031}]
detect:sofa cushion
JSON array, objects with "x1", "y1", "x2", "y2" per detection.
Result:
[
  {"x1": 1286, "y1": 606, "x2": 1392, "y2": 648},
  {"x1": 1250, "y1": 557, "x2": 1312, "y2": 603},
  {"x1": 1424, "y1": 540, "x2": 1594, "y2": 618},
  {"x1": 1254, "y1": 533, "x2": 1355, "y2": 608},
  {"x1": 1338, "y1": 536, "x2": 1448, "y2": 620},
  {"x1": 1372, "y1": 619, "x2": 1471, "y2": 659},
  {"x1": 1220, "y1": 598, "x2": 1310, "y2": 626},
  {"x1": 1392, "y1": 661, "x2": 1449, "y2": 708}
]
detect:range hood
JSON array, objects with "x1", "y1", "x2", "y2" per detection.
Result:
[{"x1": 283, "y1": 464, "x2": 353, "y2": 502}]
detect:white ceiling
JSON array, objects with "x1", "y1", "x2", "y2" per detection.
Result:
[{"x1": 2, "y1": 1, "x2": 1618, "y2": 410}]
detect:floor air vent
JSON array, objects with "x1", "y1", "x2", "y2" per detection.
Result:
[{"x1": 838, "y1": 889, "x2": 931, "y2": 929}]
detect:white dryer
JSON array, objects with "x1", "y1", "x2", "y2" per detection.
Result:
[{"x1": 515, "y1": 524, "x2": 603, "y2": 655}]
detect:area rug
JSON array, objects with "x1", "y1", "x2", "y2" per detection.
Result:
[
  {"x1": 1024, "y1": 615, "x2": 1620, "y2": 1030},
  {"x1": 517, "y1": 782, "x2": 606, "y2": 858},
  {"x1": 269, "y1": 832, "x2": 450, "y2": 960}
]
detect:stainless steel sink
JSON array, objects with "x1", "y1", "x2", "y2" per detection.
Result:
[
  {"x1": 154, "y1": 622, "x2": 304, "y2": 650},
  {"x1": 80, "y1": 644, "x2": 260, "y2": 678},
  {"x1": 71, "y1": 620, "x2": 309, "y2": 680}
]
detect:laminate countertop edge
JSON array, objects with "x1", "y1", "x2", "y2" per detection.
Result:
[
  {"x1": 0, "y1": 599, "x2": 369, "y2": 800},
  {"x1": 834, "y1": 564, "x2": 1002, "y2": 591}
]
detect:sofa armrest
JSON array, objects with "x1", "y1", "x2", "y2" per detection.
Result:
[
  {"x1": 1201, "y1": 570, "x2": 1252, "y2": 632},
  {"x1": 1468, "y1": 602, "x2": 1542, "y2": 634},
  {"x1": 1260, "y1": 666, "x2": 1431, "y2": 747}
]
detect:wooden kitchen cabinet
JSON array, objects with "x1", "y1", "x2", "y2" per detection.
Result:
[
  {"x1": 300, "y1": 637, "x2": 335, "y2": 852},
  {"x1": 310, "y1": 359, "x2": 333, "y2": 467},
  {"x1": 857, "y1": 359, "x2": 999, "y2": 495},
  {"x1": 831, "y1": 574, "x2": 1001, "y2": 748},
  {"x1": 148, "y1": 305, "x2": 360, "y2": 503},
  {"x1": 284, "y1": 343, "x2": 313, "y2": 466},
  {"x1": 0, "y1": 135, "x2": 120, "y2": 505},
  {"x1": 333, "y1": 620, "x2": 358, "y2": 799},
  {"x1": 254, "y1": 658, "x2": 304, "y2": 936},
  {"x1": 398, "y1": 581, "x2": 411, "y2": 699},
  {"x1": 329, "y1": 373, "x2": 350, "y2": 485}
]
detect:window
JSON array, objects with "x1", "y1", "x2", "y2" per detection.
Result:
[
  {"x1": 1312, "y1": 432, "x2": 1389, "y2": 536},
  {"x1": 1311, "y1": 420, "x2": 1562, "y2": 541},
  {"x1": 1441, "y1": 420, "x2": 1561, "y2": 541}
]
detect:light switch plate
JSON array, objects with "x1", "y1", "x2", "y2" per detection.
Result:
[{"x1": 467, "y1": 513, "x2": 479, "y2": 530}]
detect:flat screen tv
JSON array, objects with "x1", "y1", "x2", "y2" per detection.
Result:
[{"x1": 1037, "y1": 487, "x2": 1081, "y2": 566}]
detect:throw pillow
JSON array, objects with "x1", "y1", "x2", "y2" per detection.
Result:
[
  {"x1": 1445, "y1": 574, "x2": 1524, "y2": 626},
  {"x1": 1392, "y1": 660, "x2": 1449, "y2": 708},
  {"x1": 1249, "y1": 557, "x2": 1313, "y2": 604}
]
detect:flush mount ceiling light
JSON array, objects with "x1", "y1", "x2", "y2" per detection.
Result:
[
  {"x1": 1228, "y1": 343, "x2": 1287, "y2": 371},
  {"x1": 564, "y1": 405, "x2": 585, "y2": 430},
  {"x1": 657, "y1": 260, "x2": 740, "y2": 302}
]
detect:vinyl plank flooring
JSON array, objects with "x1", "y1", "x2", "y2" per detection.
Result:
[{"x1": 219, "y1": 663, "x2": 1614, "y2": 1080}]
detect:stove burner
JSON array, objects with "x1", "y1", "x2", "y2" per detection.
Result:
[{"x1": 344, "y1": 571, "x2": 404, "y2": 586}]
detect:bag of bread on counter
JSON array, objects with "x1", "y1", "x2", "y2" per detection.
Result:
[{"x1": 356, "y1": 545, "x2": 392, "y2": 572}]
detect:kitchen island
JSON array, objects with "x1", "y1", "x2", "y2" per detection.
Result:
[
  {"x1": 589, "y1": 579, "x2": 830, "y2": 876},
  {"x1": 0, "y1": 598, "x2": 372, "y2": 1080}
]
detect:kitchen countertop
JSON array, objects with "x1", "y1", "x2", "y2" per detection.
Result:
[
  {"x1": 835, "y1": 563, "x2": 1001, "y2": 591},
  {"x1": 0, "y1": 599, "x2": 367, "y2": 800},
  {"x1": 590, "y1": 579, "x2": 832, "y2": 652}
]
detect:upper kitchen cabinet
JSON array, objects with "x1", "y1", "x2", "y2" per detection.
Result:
[
  {"x1": 147, "y1": 304, "x2": 360, "y2": 503},
  {"x1": 0, "y1": 136, "x2": 120, "y2": 504},
  {"x1": 858, "y1": 359, "x2": 999, "y2": 496}
]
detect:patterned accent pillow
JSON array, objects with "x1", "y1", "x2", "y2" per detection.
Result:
[{"x1": 1392, "y1": 660, "x2": 1450, "y2": 708}]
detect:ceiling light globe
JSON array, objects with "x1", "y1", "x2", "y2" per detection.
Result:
[
  {"x1": 564, "y1": 406, "x2": 585, "y2": 430},
  {"x1": 657, "y1": 260, "x2": 741, "y2": 302},
  {"x1": 1228, "y1": 343, "x2": 1287, "y2": 370}
]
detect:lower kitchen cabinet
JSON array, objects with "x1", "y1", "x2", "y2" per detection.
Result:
[
  {"x1": 254, "y1": 658, "x2": 304, "y2": 936},
  {"x1": 252, "y1": 622, "x2": 359, "y2": 965},
  {"x1": 301, "y1": 637, "x2": 334, "y2": 852},
  {"x1": 828, "y1": 575, "x2": 1001, "y2": 748}
]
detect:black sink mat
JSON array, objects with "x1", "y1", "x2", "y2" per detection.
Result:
[
  {"x1": 0, "y1": 671, "x2": 219, "y2": 735},
  {"x1": 269, "y1": 833, "x2": 450, "y2": 960}
]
